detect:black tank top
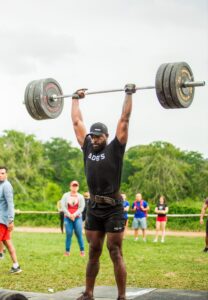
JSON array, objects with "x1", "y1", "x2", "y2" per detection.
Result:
[
  {"x1": 82, "y1": 136, "x2": 126, "y2": 195},
  {"x1": 157, "y1": 203, "x2": 167, "y2": 217}
]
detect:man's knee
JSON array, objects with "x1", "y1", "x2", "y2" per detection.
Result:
[
  {"x1": 89, "y1": 244, "x2": 103, "y2": 261},
  {"x1": 107, "y1": 243, "x2": 122, "y2": 261}
]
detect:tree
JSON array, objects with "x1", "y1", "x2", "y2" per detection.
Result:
[
  {"x1": 0, "y1": 130, "x2": 52, "y2": 203},
  {"x1": 43, "y1": 138, "x2": 87, "y2": 192},
  {"x1": 122, "y1": 141, "x2": 208, "y2": 202}
]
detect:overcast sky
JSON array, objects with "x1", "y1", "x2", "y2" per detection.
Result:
[{"x1": 0, "y1": 0, "x2": 207, "y2": 158}]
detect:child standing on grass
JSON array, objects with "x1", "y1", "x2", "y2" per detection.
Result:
[{"x1": 153, "y1": 195, "x2": 169, "y2": 243}]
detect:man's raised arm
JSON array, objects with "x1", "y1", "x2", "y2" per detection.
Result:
[
  {"x1": 116, "y1": 84, "x2": 135, "y2": 144},
  {"x1": 71, "y1": 90, "x2": 87, "y2": 147}
]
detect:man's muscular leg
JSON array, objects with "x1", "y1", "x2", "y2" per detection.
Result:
[
  {"x1": 107, "y1": 232, "x2": 126, "y2": 299},
  {"x1": 85, "y1": 230, "x2": 105, "y2": 297}
]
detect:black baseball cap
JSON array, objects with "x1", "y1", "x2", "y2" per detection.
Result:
[{"x1": 89, "y1": 122, "x2": 108, "y2": 136}]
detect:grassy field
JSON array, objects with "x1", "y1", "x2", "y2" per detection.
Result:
[{"x1": 0, "y1": 232, "x2": 207, "y2": 293}]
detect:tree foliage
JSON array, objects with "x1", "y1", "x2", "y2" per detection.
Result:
[
  {"x1": 122, "y1": 141, "x2": 208, "y2": 203},
  {"x1": 0, "y1": 130, "x2": 207, "y2": 210}
]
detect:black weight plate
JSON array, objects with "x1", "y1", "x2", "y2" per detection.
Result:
[
  {"x1": 40, "y1": 78, "x2": 64, "y2": 119},
  {"x1": 0, "y1": 291, "x2": 28, "y2": 300},
  {"x1": 170, "y1": 62, "x2": 194, "y2": 108},
  {"x1": 163, "y1": 63, "x2": 178, "y2": 108},
  {"x1": 155, "y1": 63, "x2": 171, "y2": 109},
  {"x1": 33, "y1": 78, "x2": 63, "y2": 120},
  {"x1": 33, "y1": 79, "x2": 49, "y2": 120},
  {"x1": 24, "y1": 81, "x2": 36, "y2": 119},
  {"x1": 24, "y1": 80, "x2": 42, "y2": 120},
  {"x1": 30, "y1": 80, "x2": 45, "y2": 120}
]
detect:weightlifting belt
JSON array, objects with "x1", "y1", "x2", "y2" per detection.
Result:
[{"x1": 90, "y1": 193, "x2": 122, "y2": 206}]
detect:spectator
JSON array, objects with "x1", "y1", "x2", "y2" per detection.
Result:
[
  {"x1": 132, "y1": 193, "x2": 149, "y2": 242},
  {"x1": 200, "y1": 197, "x2": 208, "y2": 252},
  {"x1": 122, "y1": 193, "x2": 130, "y2": 239},
  {"x1": 61, "y1": 180, "x2": 85, "y2": 256},
  {"x1": 0, "y1": 166, "x2": 22, "y2": 273},
  {"x1": 0, "y1": 241, "x2": 4, "y2": 259},
  {"x1": 153, "y1": 195, "x2": 169, "y2": 243},
  {"x1": 82, "y1": 192, "x2": 90, "y2": 222},
  {"x1": 57, "y1": 199, "x2": 64, "y2": 233}
]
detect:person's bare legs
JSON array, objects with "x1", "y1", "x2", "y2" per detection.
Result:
[
  {"x1": 134, "y1": 229, "x2": 139, "y2": 240},
  {"x1": 84, "y1": 230, "x2": 105, "y2": 298},
  {"x1": 205, "y1": 235, "x2": 208, "y2": 248},
  {"x1": 142, "y1": 229, "x2": 146, "y2": 241},
  {"x1": 0, "y1": 241, "x2": 4, "y2": 253},
  {"x1": 4, "y1": 240, "x2": 18, "y2": 263},
  {"x1": 154, "y1": 221, "x2": 160, "y2": 242},
  {"x1": 161, "y1": 222, "x2": 167, "y2": 242},
  {"x1": 107, "y1": 232, "x2": 126, "y2": 299},
  {"x1": 123, "y1": 220, "x2": 128, "y2": 239}
]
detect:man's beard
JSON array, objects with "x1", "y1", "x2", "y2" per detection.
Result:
[{"x1": 92, "y1": 140, "x2": 107, "y2": 153}]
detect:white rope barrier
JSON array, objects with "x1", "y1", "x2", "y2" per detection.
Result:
[{"x1": 15, "y1": 210, "x2": 207, "y2": 218}]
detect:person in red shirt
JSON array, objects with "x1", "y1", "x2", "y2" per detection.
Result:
[{"x1": 61, "y1": 180, "x2": 85, "y2": 256}]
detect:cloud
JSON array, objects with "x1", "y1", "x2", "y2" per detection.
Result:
[{"x1": 0, "y1": 28, "x2": 77, "y2": 74}]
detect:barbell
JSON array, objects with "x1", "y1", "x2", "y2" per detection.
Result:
[{"x1": 24, "y1": 61, "x2": 205, "y2": 120}]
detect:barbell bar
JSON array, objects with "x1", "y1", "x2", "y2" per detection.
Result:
[
  {"x1": 50, "y1": 81, "x2": 205, "y2": 101},
  {"x1": 24, "y1": 61, "x2": 206, "y2": 120}
]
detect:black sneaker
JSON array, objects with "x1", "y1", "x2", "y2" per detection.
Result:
[
  {"x1": 0, "y1": 253, "x2": 4, "y2": 259},
  {"x1": 9, "y1": 266, "x2": 22, "y2": 274},
  {"x1": 203, "y1": 247, "x2": 208, "y2": 253}
]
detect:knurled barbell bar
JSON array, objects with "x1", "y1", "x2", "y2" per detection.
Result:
[{"x1": 24, "y1": 61, "x2": 205, "y2": 120}]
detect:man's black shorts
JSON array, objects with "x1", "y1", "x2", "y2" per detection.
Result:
[
  {"x1": 206, "y1": 219, "x2": 208, "y2": 235},
  {"x1": 85, "y1": 201, "x2": 125, "y2": 233}
]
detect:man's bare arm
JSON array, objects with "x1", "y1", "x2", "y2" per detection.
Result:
[
  {"x1": 116, "y1": 84, "x2": 135, "y2": 144},
  {"x1": 200, "y1": 203, "x2": 208, "y2": 224},
  {"x1": 71, "y1": 91, "x2": 87, "y2": 147}
]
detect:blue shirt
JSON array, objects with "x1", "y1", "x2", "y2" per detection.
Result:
[
  {"x1": 132, "y1": 200, "x2": 148, "y2": 218},
  {"x1": 0, "y1": 180, "x2": 14, "y2": 226},
  {"x1": 123, "y1": 200, "x2": 130, "y2": 220}
]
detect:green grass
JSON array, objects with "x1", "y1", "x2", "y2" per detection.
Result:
[{"x1": 0, "y1": 232, "x2": 207, "y2": 293}]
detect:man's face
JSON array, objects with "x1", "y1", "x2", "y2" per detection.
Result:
[
  {"x1": 91, "y1": 134, "x2": 108, "y2": 152},
  {"x1": 0, "y1": 169, "x2": 7, "y2": 182},
  {"x1": 136, "y1": 193, "x2": 142, "y2": 201}
]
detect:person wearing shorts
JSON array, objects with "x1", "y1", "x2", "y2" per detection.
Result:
[
  {"x1": 71, "y1": 84, "x2": 136, "y2": 300},
  {"x1": 153, "y1": 195, "x2": 169, "y2": 243},
  {"x1": 132, "y1": 193, "x2": 149, "y2": 242},
  {"x1": 200, "y1": 197, "x2": 208, "y2": 252},
  {"x1": 0, "y1": 166, "x2": 22, "y2": 274},
  {"x1": 122, "y1": 193, "x2": 130, "y2": 239}
]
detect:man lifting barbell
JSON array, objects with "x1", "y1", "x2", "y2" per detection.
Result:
[{"x1": 71, "y1": 84, "x2": 136, "y2": 300}]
